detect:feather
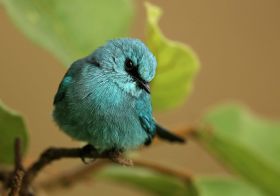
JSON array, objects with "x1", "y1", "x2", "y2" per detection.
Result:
[{"x1": 156, "y1": 124, "x2": 186, "y2": 143}]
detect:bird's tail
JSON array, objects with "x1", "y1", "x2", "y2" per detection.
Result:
[{"x1": 155, "y1": 124, "x2": 186, "y2": 143}]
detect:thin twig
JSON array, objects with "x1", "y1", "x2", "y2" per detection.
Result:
[
  {"x1": 173, "y1": 126, "x2": 197, "y2": 138},
  {"x1": 19, "y1": 146, "x2": 132, "y2": 195},
  {"x1": 38, "y1": 160, "x2": 109, "y2": 191},
  {"x1": 38, "y1": 158, "x2": 192, "y2": 192},
  {"x1": 19, "y1": 126, "x2": 195, "y2": 195},
  {"x1": 8, "y1": 138, "x2": 25, "y2": 196},
  {"x1": 34, "y1": 126, "x2": 196, "y2": 193},
  {"x1": 134, "y1": 159, "x2": 192, "y2": 182}
]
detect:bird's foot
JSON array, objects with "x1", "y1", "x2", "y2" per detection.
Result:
[
  {"x1": 80, "y1": 145, "x2": 133, "y2": 166},
  {"x1": 105, "y1": 149, "x2": 133, "y2": 166},
  {"x1": 80, "y1": 144, "x2": 98, "y2": 164}
]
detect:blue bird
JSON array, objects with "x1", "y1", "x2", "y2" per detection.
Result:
[{"x1": 53, "y1": 38, "x2": 184, "y2": 157}]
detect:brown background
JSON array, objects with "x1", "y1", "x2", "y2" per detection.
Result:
[{"x1": 0, "y1": 0, "x2": 279, "y2": 195}]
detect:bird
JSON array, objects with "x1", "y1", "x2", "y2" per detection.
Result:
[{"x1": 53, "y1": 38, "x2": 185, "y2": 160}]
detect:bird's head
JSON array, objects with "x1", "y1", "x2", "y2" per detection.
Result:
[{"x1": 86, "y1": 38, "x2": 157, "y2": 97}]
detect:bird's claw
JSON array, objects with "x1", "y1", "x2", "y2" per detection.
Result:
[
  {"x1": 80, "y1": 144, "x2": 97, "y2": 164},
  {"x1": 80, "y1": 145, "x2": 133, "y2": 166}
]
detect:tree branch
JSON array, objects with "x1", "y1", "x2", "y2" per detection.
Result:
[
  {"x1": 32, "y1": 126, "x2": 196, "y2": 193},
  {"x1": 135, "y1": 159, "x2": 192, "y2": 182},
  {"x1": 9, "y1": 138, "x2": 25, "y2": 196},
  {"x1": 38, "y1": 159, "x2": 192, "y2": 193},
  {"x1": 173, "y1": 126, "x2": 197, "y2": 138},
  {"x1": 19, "y1": 146, "x2": 132, "y2": 195},
  {"x1": 0, "y1": 125, "x2": 194, "y2": 196},
  {"x1": 38, "y1": 160, "x2": 109, "y2": 191}
]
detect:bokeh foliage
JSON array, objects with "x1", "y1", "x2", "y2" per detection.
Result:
[
  {"x1": 98, "y1": 166, "x2": 263, "y2": 196},
  {"x1": 146, "y1": 3, "x2": 200, "y2": 110},
  {"x1": 198, "y1": 104, "x2": 280, "y2": 196},
  {"x1": 2, "y1": 0, "x2": 134, "y2": 65},
  {"x1": 0, "y1": 101, "x2": 28, "y2": 164}
]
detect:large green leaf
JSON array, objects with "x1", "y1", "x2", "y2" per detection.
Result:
[
  {"x1": 0, "y1": 100, "x2": 29, "y2": 165},
  {"x1": 98, "y1": 166, "x2": 263, "y2": 196},
  {"x1": 195, "y1": 176, "x2": 263, "y2": 196},
  {"x1": 197, "y1": 104, "x2": 280, "y2": 196},
  {"x1": 2, "y1": 0, "x2": 134, "y2": 65},
  {"x1": 98, "y1": 166, "x2": 197, "y2": 196},
  {"x1": 145, "y1": 3, "x2": 200, "y2": 111}
]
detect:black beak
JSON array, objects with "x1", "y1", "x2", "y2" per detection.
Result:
[{"x1": 136, "y1": 79, "x2": 150, "y2": 94}]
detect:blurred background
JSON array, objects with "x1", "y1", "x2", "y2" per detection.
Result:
[{"x1": 0, "y1": 0, "x2": 279, "y2": 195}]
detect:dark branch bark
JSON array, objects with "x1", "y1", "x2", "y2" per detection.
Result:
[
  {"x1": 19, "y1": 146, "x2": 132, "y2": 196},
  {"x1": 9, "y1": 138, "x2": 25, "y2": 196}
]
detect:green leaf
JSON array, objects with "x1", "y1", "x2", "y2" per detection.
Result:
[
  {"x1": 145, "y1": 3, "x2": 200, "y2": 111},
  {"x1": 97, "y1": 166, "x2": 196, "y2": 196},
  {"x1": 2, "y1": 0, "x2": 134, "y2": 65},
  {"x1": 0, "y1": 100, "x2": 28, "y2": 165},
  {"x1": 97, "y1": 166, "x2": 263, "y2": 196},
  {"x1": 197, "y1": 103, "x2": 280, "y2": 196},
  {"x1": 195, "y1": 176, "x2": 263, "y2": 196}
]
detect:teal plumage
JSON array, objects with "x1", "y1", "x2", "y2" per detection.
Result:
[{"x1": 53, "y1": 38, "x2": 184, "y2": 153}]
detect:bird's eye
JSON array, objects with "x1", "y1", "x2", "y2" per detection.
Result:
[{"x1": 125, "y1": 58, "x2": 134, "y2": 72}]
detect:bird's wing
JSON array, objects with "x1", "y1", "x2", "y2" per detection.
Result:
[
  {"x1": 136, "y1": 94, "x2": 185, "y2": 145},
  {"x1": 53, "y1": 76, "x2": 72, "y2": 104},
  {"x1": 139, "y1": 115, "x2": 156, "y2": 145},
  {"x1": 136, "y1": 93, "x2": 157, "y2": 145},
  {"x1": 155, "y1": 124, "x2": 186, "y2": 143},
  {"x1": 53, "y1": 59, "x2": 84, "y2": 105}
]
